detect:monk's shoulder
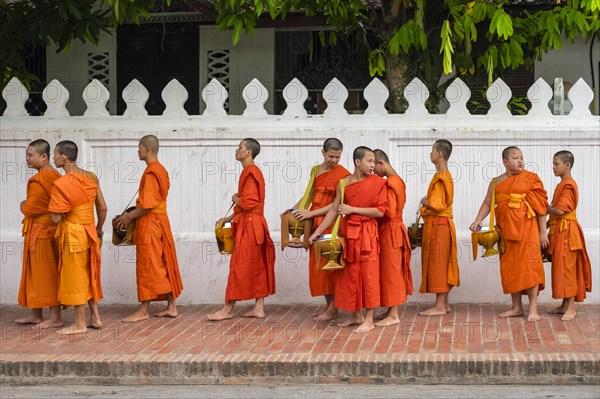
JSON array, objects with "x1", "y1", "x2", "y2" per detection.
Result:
[
  {"x1": 244, "y1": 164, "x2": 264, "y2": 183},
  {"x1": 336, "y1": 165, "x2": 351, "y2": 177}
]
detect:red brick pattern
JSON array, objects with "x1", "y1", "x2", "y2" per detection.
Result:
[{"x1": 1, "y1": 304, "x2": 598, "y2": 384}]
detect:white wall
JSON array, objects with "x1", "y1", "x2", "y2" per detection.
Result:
[{"x1": 1, "y1": 76, "x2": 598, "y2": 306}]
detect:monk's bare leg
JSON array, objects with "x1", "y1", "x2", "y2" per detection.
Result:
[
  {"x1": 525, "y1": 286, "x2": 541, "y2": 322},
  {"x1": 499, "y1": 292, "x2": 524, "y2": 318},
  {"x1": 33, "y1": 306, "x2": 63, "y2": 330},
  {"x1": 375, "y1": 306, "x2": 400, "y2": 327},
  {"x1": 87, "y1": 299, "x2": 102, "y2": 328},
  {"x1": 207, "y1": 300, "x2": 235, "y2": 321},
  {"x1": 548, "y1": 298, "x2": 569, "y2": 314},
  {"x1": 122, "y1": 301, "x2": 151, "y2": 323},
  {"x1": 59, "y1": 304, "x2": 87, "y2": 335},
  {"x1": 155, "y1": 293, "x2": 178, "y2": 318},
  {"x1": 561, "y1": 297, "x2": 577, "y2": 321},
  {"x1": 338, "y1": 310, "x2": 364, "y2": 327},
  {"x1": 419, "y1": 293, "x2": 448, "y2": 316},
  {"x1": 242, "y1": 297, "x2": 266, "y2": 318},
  {"x1": 374, "y1": 307, "x2": 390, "y2": 320},
  {"x1": 445, "y1": 294, "x2": 452, "y2": 313},
  {"x1": 314, "y1": 294, "x2": 338, "y2": 321},
  {"x1": 354, "y1": 308, "x2": 376, "y2": 334},
  {"x1": 15, "y1": 308, "x2": 43, "y2": 325}
]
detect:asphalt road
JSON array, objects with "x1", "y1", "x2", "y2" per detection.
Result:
[{"x1": 1, "y1": 384, "x2": 599, "y2": 399}]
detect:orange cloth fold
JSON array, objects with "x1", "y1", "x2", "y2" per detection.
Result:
[
  {"x1": 308, "y1": 165, "x2": 350, "y2": 297},
  {"x1": 419, "y1": 170, "x2": 460, "y2": 293},
  {"x1": 334, "y1": 174, "x2": 387, "y2": 312},
  {"x1": 378, "y1": 176, "x2": 413, "y2": 307},
  {"x1": 495, "y1": 170, "x2": 548, "y2": 294},
  {"x1": 18, "y1": 169, "x2": 61, "y2": 308},
  {"x1": 547, "y1": 179, "x2": 592, "y2": 302},
  {"x1": 49, "y1": 172, "x2": 103, "y2": 305},
  {"x1": 225, "y1": 164, "x2": 276, "y2": 302},
  {"x1": 133, "y1": 161, "x2": 183, "y2": 302}
]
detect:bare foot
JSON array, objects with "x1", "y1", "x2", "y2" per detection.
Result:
[
  {"x1": 241, "y1": 309, "x2": 265, "y2": 319},
  {"x1": 337, "y1": 314, "x2": 364, "y2": 327},
  {"x1": 88, "y1": 319, "x2": 102, "y2": 329},
  {"x1": 58, "y1": 324, "x2": 87, "y2": 335},
  {"x1": 419, "y1": 306, "x2": 447, "y2": 316},
  {"x1": 15, "y1": 316, "x2": 43, "y2": 325},
  {"x1": 375, "y1": 316, "x2": 400, "y2": 327},
  {"x1": 32, "y1": 320, "x2": 63, "y2": 330},
  {"x1": 122, "y1": 310, "x2": 150, "y2": 323},
  {"x1": 527, "y1": 311, "x2": 542, "y2": 322},
  {"x1": 498, "y1": 308, "x2": 524, "y2": 318},
  {"x1": 561, "y1": 309, "x2": 577, "y2": 321},
  {"x1": 353, "y1": 320, "x2": 375, "y2": 334},
  {"x1": 155, "y1": 308, "x2": 178, "y2": 318},
  {"x1": 548, "y1": 305, "x2": 567, "y2": 314},
  {"x1": 207, "y1": 308, "x2": 234, "y2": 321},
  {"x1": 312, "y1": 305, "x2": 327, "y2": 317},
  {"x1": 313, "y1": 308, "x2": 338, "y2": 322},
  {"x1": 446, "y1": 305, "x2": 452, "y2": 313}
]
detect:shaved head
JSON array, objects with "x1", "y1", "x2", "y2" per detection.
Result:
[
  {"x1": 434, "y1": 139, "x2": 452, "y2": 161},
  {"x1": 554, "y1": 150, "x2": 574, "y2": 167},
  {"x1": 55, "y1": 140, "x2": 78, "y2": 162},
  {"x1": 502, "y1": 146, "x2": 520, "y2": 160},
  {"x1": 243, "y1": 138, "x2": 261, "y2": 159},
  {"x1": 323, "y1": 138, "x2": 343, "y2": 152},
  {"x1": 140, "y1": 135, "x2": 159, "y2": 153},
  {"x1": 28, "y1": 139, "x2": 50, "y2": 158},
  {"x1": 373, "y1": 149, "x2": 389, "y2": 163}
]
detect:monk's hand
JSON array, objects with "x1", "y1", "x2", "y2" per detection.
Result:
[
  {"x1": 539, "y1": 231, "x2": 549, "y2": 249},
  {"x1": 338, "y1": 204, "x2": 352, "y2": 216},
  {"x1": 420, "y1": 197, "x2": 429, "y2": 207},
  {"x1": 115, "y1": 213, "x2": 131, "y2": 230},
  {"x1": 293, "y1": 209, "x2": 311, "y2": 220},
  {"x1": 308, "y1": 232, "x2": 319, "y2": 245},
  {"x1": 215, "y1": 218, "x2": 225, "y2": 227},
  {"x1": 96, "y1": 227, "x2": 104, "y2": 239},
  {"x1": 469, "y1": 220, "x2": 483, "y2": 232},
  {"x1": 231, "y1": 193, "x2": 239, "y2": 204}
]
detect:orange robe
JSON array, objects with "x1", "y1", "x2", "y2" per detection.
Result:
[
  {"x1": 378, "y1": 175, "x2": 413, "y2": 307},
  {"x1": 548, "y1": 178, "x2": 592, "y2": 301},
  {"x1": 308, "y1": 164, "x2": 350, "y2": 297},
  {"x1": 133, "y1": 161, "x2": 183, "y2": 302},
  {"x1": 225, "y1": 164, "x2": 276, "y2": 302},
  {"x1": 335, "y1": 174, "x2": 387, "y2": 312},
  {"x1": 495, "y1": 170, "x2": 547, "y2": 294},
  {"x1": 419, "y1": 170, "x2": 460, "y2": 293},
  {"x1": 18, "y1": 168, "x2": 61, "y2": 308},
  {"x1": 49, "y1": 172, "x2": 103, "y2": 305}
]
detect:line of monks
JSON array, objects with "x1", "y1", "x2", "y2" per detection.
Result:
[{"x1": 15, "y1": 136, "x2": 592, "y2": 336}]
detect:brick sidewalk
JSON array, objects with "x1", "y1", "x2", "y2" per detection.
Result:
[{"x1": 1, "y1": 303, "x2": 598, "y2": 384}]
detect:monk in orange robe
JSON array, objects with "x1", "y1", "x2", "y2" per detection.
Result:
[
  {"x1": 290, "y1": 138, "x2": 350, "y2": 321},
  {"x1": 546, "y1": 150, "x2": 592, "y2": 321},
  {"x1": 309, "y1": 146, "x2": 387, "y2": 334},
  {"x1": 50, "y1": 140, "x2": 107, "y2": 334},
  {"x1": 373, "y1": 149, "x2": 413, "y2": 326},
  {"x1": 16, "y1": 139, "x2": 63, "y2": 329},
  {"x1": 114, "y1": 135, "x2": 183, "y2": 322},
  {"x1": 419, "y1": 139, "x2": 460, "y2": 316},
  {"x1": 471, "y1": 146, "x2": 548, "y2": 322},
  {"x1": 208, "y1": 138, "x2": 276, "y2": 320}
]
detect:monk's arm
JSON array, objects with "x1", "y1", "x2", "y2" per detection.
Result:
[
  {"x1": 20, "y1": 182, "x2": 47, "y2": 217},
  {"x1": 95, "y1": 184, "x2": 108, "y2": 237},
  {"x1": 309, "y1": 185, "x2": 341, "y2": 243},
  {"x1": 384, "y1": 189, "x2": 398, "y2": 219},
  {"x1": 469, "y1": 182, "x2": 493, "y2": 231},
  {"x1": 51, "y1": 213, "x2": 63, "y2": 224},
  {"x1": 537, "y1": 213, "x2": 549, "y2": 248},
  {"x1": 546, "y1": 206, "x2": 566, "y2": 216},
  {"x1": 341, "y1": 205, "x2": 384, "y2": 218},
  {"x1": 295, "y1": 203, "x2": 333, "y2": 220},
  {"x1": 236, "y1": 176, "x2": 260, "y2": 210},
  {"x1": 421, "y1": 181, "x2": 447, "y2": 212}
]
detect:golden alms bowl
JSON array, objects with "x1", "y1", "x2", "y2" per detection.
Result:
[
  {"x1": 313, "y1": 234, "x2": 345, "y2": 271},
  {"x1": 282, "y1": 208, "x2": 306, "y2": 248},
  {"x1": 215, "y1": 222, "x2": 235, "y2": 254},
  {"x1": 471, "y1": 226, "x2": 501, "y2": 259}
]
